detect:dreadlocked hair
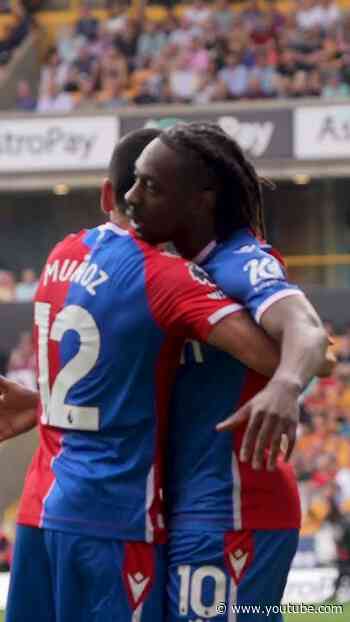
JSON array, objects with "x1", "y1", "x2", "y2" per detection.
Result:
[{"x1": 160, "y1": 122, "x2": 267, "y2": 241}]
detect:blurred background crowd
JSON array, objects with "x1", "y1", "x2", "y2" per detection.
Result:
[
  {"x1": 0, "y1": 269, "x2": 38, "y2": 303},
  {"x1": 1, "y1": 0, "x2": 350, "y2": 111}
]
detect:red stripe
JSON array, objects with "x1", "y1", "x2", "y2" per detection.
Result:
[
  {"x1": 232, "y1": 371, "x2": 301, "y2": 529},
  {"x1": 147, "y1": 336, "x2": 183, "y2": 543},
  {"x1": 122, "y1": 542, "x2": 156, "y2": 610}
]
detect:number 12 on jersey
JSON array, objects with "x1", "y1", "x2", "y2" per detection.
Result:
[{"x1": 34, "y1": 301, "x2": 101, "y2": 431}]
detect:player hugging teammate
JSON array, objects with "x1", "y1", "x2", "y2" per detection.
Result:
[{"x1": 0, "y1": 123, "x2": 333, "y2": 622}]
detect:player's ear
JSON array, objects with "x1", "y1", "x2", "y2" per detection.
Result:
[{"x1": 100, "y1": 179, "x2": 115, "y2": 215}]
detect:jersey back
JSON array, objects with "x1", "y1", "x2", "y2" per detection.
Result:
[
  {"x1": 17, "y1": 223, "x2": 238, "y2": 542},
  {"x1": 168, "y1": 228, "x2": 302, "y2": 532}
]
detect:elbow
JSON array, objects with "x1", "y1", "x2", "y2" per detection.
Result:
[{"x1": 308, "y1": 320, "x2": 328, "y2": 353}]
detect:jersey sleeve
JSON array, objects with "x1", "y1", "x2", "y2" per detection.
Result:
[
  {"x1": 145, "y1": 253, "x2": 243, "y2": 341},
  {"x1": 216, "y1": 246, "x2": 304, "y2": 324}
]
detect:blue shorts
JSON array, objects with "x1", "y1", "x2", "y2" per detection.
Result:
[
  {"x1": 6, "y1": 525, "x2": 166, "y2": 622},
  {"x1": 167, "y1": 529, "x2": 299, "y2": 621}
]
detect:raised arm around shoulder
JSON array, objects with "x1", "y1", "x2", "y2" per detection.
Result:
[
  {"x1": 215, "y1": 294, "x2": 328, "y2": 472},
  {"x1": 207, "y1": 309, "x2": 279, "y2": 377}
]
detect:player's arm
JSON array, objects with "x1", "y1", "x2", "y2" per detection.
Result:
[
  {"x1": 232, "y1": 295, "x2": 327, "y2": 471},
  {"x1": 0, "y1": 376, "x2": 38, "y2": 441},
  {"x1": 216, "y1": 251, "x2": 328, "y2": 470},
  {"x1": 206, "y1": 309, "x2": 279, "y2": 377}
]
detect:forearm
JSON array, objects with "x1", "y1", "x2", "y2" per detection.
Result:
[
  {"x1": 9, "y1": 409, "x2": 37, "y2": 438},
  {"x1": 0, "y1": 378, "x2": 40, "y2": 412},
  {"x1": 262, "y1": 297, "x2": 328, "y2": 390},
  {"x1": 207, "y1": 310, "x2": 279, "y2": 377}
]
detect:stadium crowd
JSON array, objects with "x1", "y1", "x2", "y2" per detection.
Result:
[
  {"x1": 0, "y1": 269, "x2": 38, "y2": 303},
  {"x1": 11, "y1": 0, "x2": 350, "y2": 111}
]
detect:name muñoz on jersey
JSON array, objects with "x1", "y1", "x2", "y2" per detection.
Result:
[
  {"x1": 168, "y1": 228, "x2": 303, "y2": 533},
  {"x1": 17, "y1": 223, "x2": 240, "y2": 543}
]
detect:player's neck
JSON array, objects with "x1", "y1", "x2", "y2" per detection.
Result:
[
  {"x1": 110, "y1": 209, "x2": 129, "y2": 230},
  {"x1": 174, "y1": 222, "x2": 215, "y2": 260}
]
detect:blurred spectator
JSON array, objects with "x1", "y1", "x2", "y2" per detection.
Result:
[
  {"x1": 185, "y1": 35, "x2": 210, "y2": 72},
  {"x1": 0, "y1": 0, "x2": 32, "y2": 64},
  {"x1": 336, "y1": 467, "x2": 350, "y2": 504},
  {"x1": 248, "y1": 49, "x2": 278, "y2": 96},
  {"x1": 97, "y1": 71, "x2": 128, "y2": 109},
  {"x1": 218, "y1": 51, "x2": 249, "y2": 98},
  {"x1": 98, "y1": 46, "x2": 128, "y2": 87},
  {"x1": 72, "y1": 44, "x2": 97, "y2": 77},
  {"x1": 6, "y1": 331, "x2": 36, "y2": 390},
  {"x1": 15, "y1": 268, "x2": 38, "y2": 302},
  {"x1": 105, "y1": 1, "x2": 128, "y2": 35},
  {"x1": 136, "y1": 19, "x2": 167, "y2": 63},
  {"x1": 212, "y1": 0, "x2": 235, "y2": 35},
  {"x1": 73, "y1": 72, "x2": 97, "y2": 110},
  {"x1": 0, "y1": 532, "x2": 11, "y2": 572},
  {"x1": 169, "y1": 51, "x2": 200, "y2": 101},
  {"x1": 193, "y1": 57, "x2": 226, "y2": 104},
  {"x1": 39, "y1": 47, "x2": 70, "y2": 97},
  {"x1": 322, "y1": 72, "x2": 350, "y2": 97},
  {"x1": 168, "y1": 16, "x2": 197, "y2": 48},
  {"x1": 184, "y1": 0, "x2": 212, "y2": 27},
  {"x1": 241, "y1": 0, "x2": 263, "y2": 32},
  {"x1": 0, "y1": 270, "x2": 16, "y2": 302},
  {"x1": 15, "y1": 79, "x2": 36, "y2": 111},
  {"x1": 337, "y1": 327, "x2": 350, "y2": 363},
  {"x1": 296, "y1": 0, "x2": 325, "y2": 31},
  {"x1": 114, "y1": 17, "x2": 141, "y2": 65},
  {"x1": 37, "y1": 77, "x2": 74, "y2": 112},
  {"x1": 75, "y1": 3, "x2": 99, "y2": 43},
  {"x1": 56, "y1": 26, "x2": 85, "y2": 64}
]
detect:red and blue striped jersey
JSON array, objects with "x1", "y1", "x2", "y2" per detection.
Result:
[
  {"x1": 17, "y1": 223, "x2": 240, "y2": 542},
  {"x1": 168, "y1": 228, "x2": 303, "y2": 532}
]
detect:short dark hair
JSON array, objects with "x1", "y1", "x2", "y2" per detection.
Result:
[
  {"x1": 109, "y1": 128, "x2": 161, "y2": 213},
  {"x1": 160, "y1": 122, "x2": 266, "y2": 241}
]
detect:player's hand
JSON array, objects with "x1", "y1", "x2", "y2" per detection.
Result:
[
  {"x1": 0, "y1": 376, "x2": 38, "y2": 414},
  {"x1": 0, "y1": 376, "x2": 38, "y2": 441},
  {"x1": 216, "y1": 378, "x2": 300, "y2": 471}
]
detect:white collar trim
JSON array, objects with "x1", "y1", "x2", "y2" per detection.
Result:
[
  {"x1": 100, "y1": 222, "x2": 130, "y2": 237},
  {"x1": 192, "y1": 240, "x2": 217, "y2": 265}
]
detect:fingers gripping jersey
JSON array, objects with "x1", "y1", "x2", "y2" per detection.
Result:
[
  {"x1": 17, "y1": 223, "x2": 240, "y2": 542},
  {"x1": 168, "y1": 228, "x2": 303, "y2": 532}
]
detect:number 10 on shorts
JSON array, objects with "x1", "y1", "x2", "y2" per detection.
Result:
[{"x1": 178, "y1": 565, "x2": 227, "y2": 618}]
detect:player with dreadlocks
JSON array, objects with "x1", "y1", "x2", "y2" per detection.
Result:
[{"x1": 125, "y1": 122, "x2": 328, "y2": 621}]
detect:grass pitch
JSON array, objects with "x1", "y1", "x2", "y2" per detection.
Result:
[{"x1": 1, "y1": 603, "x2": 349, "y2": 621}]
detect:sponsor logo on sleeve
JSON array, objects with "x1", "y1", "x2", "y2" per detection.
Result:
[{"x1": 244, "y1": 257, "x2": 284, "y2": 287}]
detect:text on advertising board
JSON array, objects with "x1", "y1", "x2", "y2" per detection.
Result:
[
  {"x1": 294, "y1": 105, "x2": 350, "y2": 159},
  {"x1": 0, "y1": 116, "x2": 119, "y2": 172}
]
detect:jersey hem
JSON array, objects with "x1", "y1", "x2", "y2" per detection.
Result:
[
  {"x1": 17, "y1": 514, "x2": 167, "y2": 543},
  {"x1": 168, "y1": 517, "x2": 301, "y2": 532}
]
